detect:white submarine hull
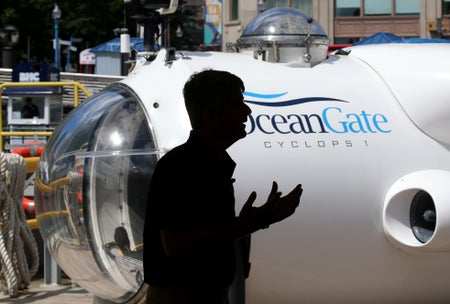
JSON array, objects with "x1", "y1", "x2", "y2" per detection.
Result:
[{"x1": 35, "y1": 42, "x2": 450, "y2": 303}]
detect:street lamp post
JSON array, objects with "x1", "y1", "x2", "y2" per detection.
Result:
[
  {"x1": 46, "y1": 6, "x2": 63, "y2": 286},
  {"x1": 52, "y1": 4, "x2": 61, "y2": 70}
]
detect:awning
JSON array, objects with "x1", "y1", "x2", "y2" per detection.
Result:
[
  {"x1": 2, "y1": 87, "x2": 63, "y2": 96},
  {"x1": 90, "y1": 37, "x2": 145, "y2": 53}
]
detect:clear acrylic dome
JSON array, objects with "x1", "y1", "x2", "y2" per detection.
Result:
[
  {"x1": 35, "y1": 84, "x2": 159, "y2": 302},
  {"x1": 234, "y1": 8, "x2": 330, "y2": 65},
  {"x1": 242, "y1": 7, "x2": 327, "y2": 37}
]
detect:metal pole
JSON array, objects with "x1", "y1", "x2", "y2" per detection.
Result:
[
  {"x1": 54, "y1": 18, "x2": 59, "y2": 70},
  {"x1": 65, "y1": 36, "x2": 73, "y2": 72},
  {"x1": 120, "y1": 33, "x2": 130, "y2": 76},
  {"x1": 44, "y1": 246, "x2": 61, "y2": 285},
  {"x1": 52, "y1": 4, "x2": 61, "y2": 70},
  {"x1": 143, "y1": 12, "x2": 161, "y2": 52}
]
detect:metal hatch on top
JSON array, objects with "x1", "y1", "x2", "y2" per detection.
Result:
[{"x1": 227, "y1": 8, "x2": 330, "y2": 66}]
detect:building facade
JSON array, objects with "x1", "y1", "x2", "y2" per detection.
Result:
[{"x1": 219, "y1": 0, "x2": 449, "y2": 49}]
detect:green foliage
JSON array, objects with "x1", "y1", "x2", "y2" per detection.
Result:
[
  {"x1": 1, "y1": 7, "x2": 18, "y2": 23},
  {"x1": 0, "y1": 0, "x2": 131, "y2": 65},
  {"x1": 0, "y1": 0, "x2": 205, "y2": 67}
]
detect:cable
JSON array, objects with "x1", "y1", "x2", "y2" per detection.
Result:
[{"x1": 0, "y1": 153, "x2": 39, "y2": 297}]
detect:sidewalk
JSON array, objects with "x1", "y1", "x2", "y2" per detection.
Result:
[{"x1": 0, "y1": 276, "x2": 94, "y2": 304}]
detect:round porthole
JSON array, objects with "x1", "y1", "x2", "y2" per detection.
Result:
[{"x1": 410, "y1": 190, "x2": 436, "y2": 243}]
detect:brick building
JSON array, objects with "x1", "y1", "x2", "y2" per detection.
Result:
[{"x1": 214, "y1": 0, "x2": 449, "y2": 49}]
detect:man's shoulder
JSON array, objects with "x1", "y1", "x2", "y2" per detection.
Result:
[{"x1": 156, "y1": 141, "x2": 193, "y2": 167}]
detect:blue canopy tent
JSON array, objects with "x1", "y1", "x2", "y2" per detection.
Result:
[
  {"x1": 90, "y1": 37, "x2": 145, "y2": 53},
  {"x1": 353, "y1": 32, "x2": 450, "y2": 46},
  {"x1": 353, "y1": 32, "x2": 401, "y2": 45},
  {"x1": 89, "y1": 37, "x2": 146, "y2": 75},
  {"x1": 392, "y1": 37, "x2": 450, "y2": 44}
]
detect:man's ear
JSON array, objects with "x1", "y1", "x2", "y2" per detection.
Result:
[{"x1": 202, "y1": 109, "x2": 218, "y2": 125}]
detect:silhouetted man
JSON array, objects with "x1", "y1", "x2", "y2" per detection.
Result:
[{"x1": 144, "y1": 69, "x2": 302, "y2": 304}]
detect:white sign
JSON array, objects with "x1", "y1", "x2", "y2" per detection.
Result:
[
  {"x1": 52, "y1": 39, "x2": 77, "y2": 51},
  {"x1": 19, "y1": 72, "x2": 40, "y2": 82},
  {"x1": 79, "y1": 48, "x2": 96, "y2": 65}
]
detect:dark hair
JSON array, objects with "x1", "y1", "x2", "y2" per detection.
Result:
[{"x1": 183, "y1": 69, "x2": 245, "y2": 129}]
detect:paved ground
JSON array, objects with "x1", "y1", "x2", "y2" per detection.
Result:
[{"x1": 0, "y1": 276, "x2": 94, "y2": 304}]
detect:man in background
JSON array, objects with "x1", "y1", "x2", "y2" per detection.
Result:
[{"x1": 21, "y1": 97, "x2": 39, "y2": 118}]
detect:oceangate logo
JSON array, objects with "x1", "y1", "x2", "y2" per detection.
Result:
[
  {"x1": 243, "y1": 92, "x2": 391, "y2": 149},
  {"x1": 244, "y1": 92, "x2": 391, "y2": 135}
]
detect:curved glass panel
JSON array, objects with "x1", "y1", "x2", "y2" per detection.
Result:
[
  {"x1": 35, "y1": 84, "x2": 160, "y2": 303},
  {"x1": 242, "y1": 7, "x2": 326, "y2": 37}
]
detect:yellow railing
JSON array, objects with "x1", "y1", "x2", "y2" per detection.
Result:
[
  {"x1": 0, "y1": 82, "x2": 91, "y2": 231},
  {"x1": 0, "y1": 81, "x2": 92, "y2": 150}
]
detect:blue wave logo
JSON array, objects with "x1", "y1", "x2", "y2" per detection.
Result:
[
  {"x1": 244, "y1": 92, "x2": 288, "y2": 99},
  {"x1": 243, "y1": 91, "x2": 348, "y2": 107}
]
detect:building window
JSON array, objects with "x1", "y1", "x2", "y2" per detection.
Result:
[
  {"x1": 395, "y1": 0, "x2": 419, "y2": 15},
  {"x1": 335, "y1": 0, "x2": 361, "y2": 17},
  {"x1": 364, "y1": 0, "x2": 390, "y2": 15},
  {"x1": 444, "y1": 0, "x2": 450, "y2": 15},
  {"x1": 292, "y1": 0, "x2": 313, "y2": 16},
  {"x1": 335, "y1": 37, "x2": 360, "y2": 44},
  {"x1": 266, "y1": 0, "x2": 313, "y2": 16},
  {"x1": 230, "y1": 0, "x2": 239, "y2": 21},
  {"x1": 336, "y1": 0, "x2": 420, "y2": 17},
  {"x1": 266, "y1": 0, "x2": 288, "y2": 8}
]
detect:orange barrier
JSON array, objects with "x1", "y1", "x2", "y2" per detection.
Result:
[{"x1": 11, "y1": 141, "x2": 44, "y2": 158}]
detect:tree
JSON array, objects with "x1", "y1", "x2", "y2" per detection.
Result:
[
  {"x1": 0, "y1": 0, "x2": 133, "y2": 67},
  {"x1": 0, "y1": 0, "x2": 205, "y2": 68}
]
